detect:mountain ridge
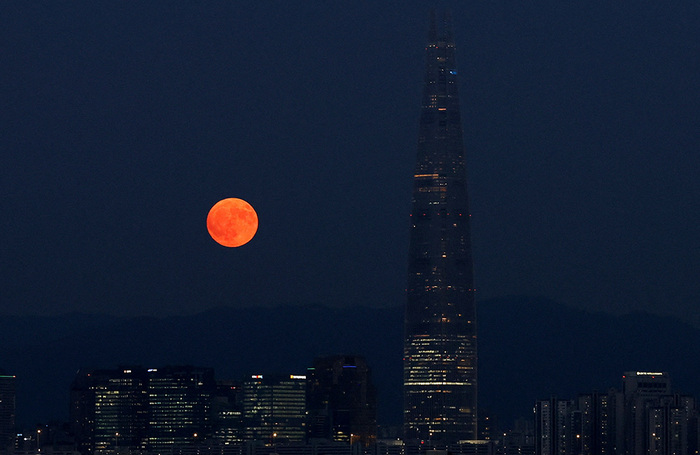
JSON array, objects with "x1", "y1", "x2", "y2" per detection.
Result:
[{"x1": 1, "y1": 297, "x2": 697, "y2": 430}]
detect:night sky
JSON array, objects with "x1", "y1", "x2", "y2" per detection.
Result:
[{"x1": 2, "y1": 1, "x2": 699, "y2": 323}]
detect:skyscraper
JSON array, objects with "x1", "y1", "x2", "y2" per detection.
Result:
[
  {"x1": 146, "y1": 366, "x2": 215, "y2": 452},
  {"x1": 403, "y1": 11, "x2": 477, "y2": 443},
  {"x1": 575, "y1": 390, "x2": 620, "y2": 455},
  {"x1": 534, "y1": 398, "x2": 574, "y2": 455},
  {"x1": 622, "y1": 371, "x2": 672, "y2": 455},
  {"x1": 243, "y1": 374, "x2": 307, "y2": 443},
  {"x1": 211, "y1": 380, "x2": 245, "y2": 444},
  {"x1": 70, "y1": 367, "x2": 148, "y2": 455},
  {"x1": 306, "y1": 355, "x2": 377, "y2": 446},
  {"x1": 70, "y1": 366, "x2": 215, "y2": 454},
  {"x1": 0, "y1": 373, "x2": 15, "y2": 454}
]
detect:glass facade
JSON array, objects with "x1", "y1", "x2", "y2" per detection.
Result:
[
  {"x1": 70, "y1": 368, "x2": 149, "y2": 455},
  {"x1": 70, "y1": 366, "x2": 214, "y2": 455},
  {"x1": 404, "y1": 11, "x2": 477, "y2": 443},
  {"x1": 243, "y1": 374, "x2": 307, "y2": 443},
  {"x1": 146, "y1": 366, "x2": 215, "y2": 453},
  {"x1": 94, "y1": 374, "x2": 148, "y2": 452},
  {"x1": 306, "y1": 355, "x2": 377, "y2": 446}
]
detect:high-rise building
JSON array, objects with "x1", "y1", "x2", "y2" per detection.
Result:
[
  {"x1": 575, "y1": 389, "x2": 621, "y2": 455},
  {"x1": 243, "y1": 374, "x2": 307, "y2": 443},
  {"x1": 0, "y1": 373, "x2": 15, "y2": 454},
  {"x1": 211, "y1": 380, "x2": 245, "y2": 445},
  {"x1": 621, "y1": 371, "x2": 675, "y2": 455},
  {"x1": 622, "y1": 371, "x2": 671, "y2": 455},
  {"x1": 529, "y1": 372, "x2": 700, "y2": 455},
  {"x1": 94, "y1": 368, "x2": 148, "y2": 453},
  {"x1": 534, "y1": 398, "x2": 574, "y2": 455},
  {"x1": 404, "y1": 11, "x2": 477, "y2": 443},
  {"x1": 306, "y1": 355, "x2": 377, "y2": 446},
  {"x1": 71, "y1": 366, "x2": 215, "y2": 455},
  {"x1": 70, "y1": 367, "x2": 148, "y2": 455},
  {"x1": 146, "y1": 366, "x2": 215, "y2": 453},
  {"x1": 647, "y1": 394, "x2": 696, "y2": 455}
]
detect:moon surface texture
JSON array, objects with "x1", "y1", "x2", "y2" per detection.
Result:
[{"x1": 206, "y1": 198, "x2": 258, "y2": 247}]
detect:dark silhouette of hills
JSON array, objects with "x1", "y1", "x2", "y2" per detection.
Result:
[
  {"x1": 478, "y1": 297, "x2": 700, "y2": 427},
  {"x1": 2, "y1": 297, "x2": 699, "y2": 430}
]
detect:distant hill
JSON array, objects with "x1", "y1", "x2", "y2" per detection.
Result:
[
  {"x1": 1, "y1": 297, "x2": 699, "y2": 430},
  {"x1": 478, "y1": 296, "x2": 700, "y2": 427}
]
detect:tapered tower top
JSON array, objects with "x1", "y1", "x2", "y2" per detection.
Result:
[
  {"x1": 414, "y1": 9, "x2": 465, "y2": 181},
  {"x1": 428, "y1": 9, "x2": 454, "y2": 44}
]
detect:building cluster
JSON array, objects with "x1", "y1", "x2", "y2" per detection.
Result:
[
  {"x1": 2, "y1": 356, "x2": 378, "y2": 455},
  {"x1": 501, "y1": 371, "x2": 700, "y2": 455}
]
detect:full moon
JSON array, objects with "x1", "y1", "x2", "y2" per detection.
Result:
[{"x1": 206, "y1": 198, "x2": 258, "y2": 247}]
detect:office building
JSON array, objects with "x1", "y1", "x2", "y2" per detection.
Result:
[
  {"x1": 211, "y1": 380, "x2": 245, "y2": 445},
  {"x1": 146, "y1": 366, "x2": 215, "y2": 453},
  {"x1": 306, "y1": 355, "x2": 376, "y2": 445},
  {"x1": 404, "y1": 11, "x2": 477, "y2": 443},
  {"x1": 0, "y1": 373, "x2": 15, "y2": 454},
  {"x1": 622, "y1": 371, "x2": 672, "y2": 455},
  {"x1": 243, "y1": 374, "x2": 307, "y2": 443},
  {"x1": 70, "y1": 367, "x2": 148, "y2": 455},
  {"x1": 70, "y1": 366, "x2": 215, "y2": 454}
]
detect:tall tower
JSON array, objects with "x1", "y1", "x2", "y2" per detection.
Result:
[
  {"x1": 403, "y1": 11, "x2": 477, "y2": 443},
  {"x1": 0, "y1": 373, "x2": 15, "y2": 454}
]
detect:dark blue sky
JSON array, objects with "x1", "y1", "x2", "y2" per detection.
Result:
[{"x1": 2, "y1": 1, "x2": 699, "y2": 322}]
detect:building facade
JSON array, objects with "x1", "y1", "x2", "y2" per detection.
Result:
[
  {"x1": 534, "y1": 398, "x2": 574, "y2": 455},
  {"x1": 70, "y1": 366, "x2": 215, "y2": 455},
  {"x1": 243, "y1": 374, "x2": 307, "y2": 443},
  {"x1": 575, "y1": 389, "x2": 620, "y2": 455},
  {"x1": 70, "y1": 367, "x2": 149, "y2": 455},
  {"x1": 306, "y1": 355, "x2": 377, "y2": 446},
  {"x1": 404, "y1": 11, "x2": 477, "y2": 443},
  {"x1": 0, "y1": 373, "x2": 15, "y2": 455},
  {"x1": 146, "y1": 366, "x2": 215, "y2": 453},
  {"x1": 531, "y1": 372, "x2": 700, "y2": 455},
  {"x1": 211, "y1": 380, "x2": 245, "y2": 445}
]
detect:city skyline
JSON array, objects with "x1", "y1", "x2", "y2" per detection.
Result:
[
  {"x1": 7, "y1": 355, "x2": 700, "y2": 454},
  {"x1": 3, "y1": 1, "x2": 700, "y2": 325},
  {"x1": 3, "y1": 0, "x2": 700, "y2": 442},
  {"x1": 3, "y1": 3, "x2": 700, "y2": 452},
  {"x1": 5, "y1": 301, "x2": 700, "y2": 433}
]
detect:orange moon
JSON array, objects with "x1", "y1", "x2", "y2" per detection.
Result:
[{"x1": 206, "y1": 198, "x2": 258, "y2": 247}]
